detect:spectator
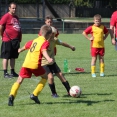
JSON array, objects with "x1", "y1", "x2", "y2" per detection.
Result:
[{"x1": 0, "y1": 2, "x2": 22, "y2": 78}]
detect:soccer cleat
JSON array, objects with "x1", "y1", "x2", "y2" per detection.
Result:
[
  {"x1": 92, "y1": 73, "x2": 96, "y2": 78},
  {"x1": 100, "y1": 73, "x2": 105, "y2": 77},
  {"x1": 8, "y1": 95, "x2": 14, "y2": 106},
  {"x1": 4, "y1": 73, "x2": 13, "y2": 78},
  {"x1": 51, "y1": 94, "x2": 59, "y2": 98},
  {"x1": 10, "y1": 72, "x2": 19, "y2": 77},
  {"x1": 30, "y1": 94, "x2": 40, "y2": 104}
]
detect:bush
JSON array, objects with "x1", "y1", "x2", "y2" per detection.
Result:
[{"x1": 1, "y1": 0, "x2": 70, "y2": 4}]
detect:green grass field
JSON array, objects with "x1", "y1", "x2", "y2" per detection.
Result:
[{"x1": 0, "y1": 34, "x2": 117, "y2": 117}]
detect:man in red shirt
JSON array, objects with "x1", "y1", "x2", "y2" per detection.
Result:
[
  {"x1": 110, "y1": 11, "x2": 117, "y2": 45},
  {"x1": 0, "y1": 2, "x2": 22, "y2": 78}
]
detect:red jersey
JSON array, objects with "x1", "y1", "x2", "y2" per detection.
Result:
[
  {"x1": 23, "y1": 36, "x2": 49, "y2": 69},
  {"x1": 0, "y1": 13, "x2": 22, "y2": 42},
  {"x1": 110, "y1": 11, "x2": 117, "y2": 38},
  {"x1": 84, "y1": 24, "x2": 108, "y2": 48}
]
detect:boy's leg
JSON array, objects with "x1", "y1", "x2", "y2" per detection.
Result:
[
  {"x1": 62, "y1": 81, "x2": 71, "y2": 95},
  {"x1": 8, "y1": 76, "x2": 23, "y2": 106},
  {"x1": 56, "y1": 72, "x2": 70, "y2": 95},
  {"x1": 99, "y1": 56, "x2": 105, "y2": 76},
  {"x1": 91, "y1": 57, "x2": 97, "y2": 77},
  {"x1": 100, "y1": 63, "x2": 104, "y2": 73},
  {"x1": 48, "y1": 73, "x2": 58, "y2": 97},
  {"x1": 30, "y1": 74, "x2": 47, "y2": 104}
]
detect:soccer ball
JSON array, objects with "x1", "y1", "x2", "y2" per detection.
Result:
[{"x1": 69, "y1": 85, "x2": 82, "y2": 98}]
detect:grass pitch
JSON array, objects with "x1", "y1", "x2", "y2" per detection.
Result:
[{"x1": 0, "y1": 34, "x2": 117, "y2": 117}]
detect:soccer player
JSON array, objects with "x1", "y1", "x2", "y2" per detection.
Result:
[
  {"x1": 82, "y1": 14, "x2": 109, "y2": 78},
  {"x1": 41, "y1": 26, "x2": 75, "y2": 97},
  {"x1": 8, "y1": 25, "x2": 53, "y2": 106},
  {"x1": 39, "y1": 15, "x2": 75, "y2": 97},
  {"x1": 38, "y1": 15, "x2": 59, "y2": 55},
  {"x1": 0, "y1": 2, "x2": 22, "y2": 78}
]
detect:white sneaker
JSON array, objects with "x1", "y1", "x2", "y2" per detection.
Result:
[
  {"x1": 92, "y1": 73, "x2": 96, "y2": 78},
  {"x1": 100, "y1": 73, "x2": 104, "y2": 77}
]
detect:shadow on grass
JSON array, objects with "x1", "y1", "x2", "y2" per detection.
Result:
[
  {"x1": 82, "y1": 93, "x2": 113, "y2": 96},
  {"x1": 17, "y1": 97, "x2": 115, "y2": 106},
  {"x1": 63, "y1": 72, "x2": 91, "y2": 75},
  {"x1": 105, "y1": 74, "x2": 117, "y2": 77}
]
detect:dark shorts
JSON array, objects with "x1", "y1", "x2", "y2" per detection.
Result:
[
  {"x1": 42, "y1": 62, "x2": 61, "y2": 74},
  {"x1": 0, "y1": 41, "x2": 19, "y2": 59}
]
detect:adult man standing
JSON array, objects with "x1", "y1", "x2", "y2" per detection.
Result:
[
  {"x1": 110, "y1": 11, "x2": 117, "y2": 45},
  {"x1": 0, "y1": 2, "x2": 22, "y2": 78}
]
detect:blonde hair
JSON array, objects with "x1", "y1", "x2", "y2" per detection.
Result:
[
  {"x1": 94, "y1": 14, "x2": 101, "y2": 20},
  {"x1": 40, "y1": 25, "x2": 52, "y2": 38},
  {"x1": 51, "y1": 26, "x2": 57, "y2": 35}
]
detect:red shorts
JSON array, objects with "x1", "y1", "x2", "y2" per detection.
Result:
[
  {"x1": 91, "y1": 47, "x2": 105, "y2": 57},
  {"x1": 19, "y1": 66, "x2": 45, "y2": 78}
]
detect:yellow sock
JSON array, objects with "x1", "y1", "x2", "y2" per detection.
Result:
[
  {"x1": 33, "y1": 78, "x2": 47, "y2": 96},
  {"x1": 100, "y1": 63, "x2": 105, "y2": 73},
  {"x1": 91, "y1": 66, "x2": 96, "y2": 74},
  {"x1": 9, "y1": 82, "x2": 20, "y2": 97}
]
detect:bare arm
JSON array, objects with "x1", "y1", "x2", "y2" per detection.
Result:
[
  {"x1": 110, "y1": 26, "x2": 116, "y2": 45},
  {"x1": 42, "y1": 50, "x2": 53, "y2": 64},
  {"x1": 82, "y1": 31, "x2": 94, "y2": 41},
  {"x1": 0, "y1": 25, "x2": 4, "y2": 39},
  {"x1": 103, "y1": 32, "x2": 109, "y2": 40},
  {"x1": 18, "y1": 46, "x2": 26, "y2": 53},
  {"x1": 61, "y1": 42, "x2": 75, "y2": 51}
]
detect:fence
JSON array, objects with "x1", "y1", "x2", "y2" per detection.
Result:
[
  {"x1": 75, "y1": 7, "x2": 115, "y2": 18},
  {"x1": 0, "y1": 4, "x2": 115, "y2": 19}
]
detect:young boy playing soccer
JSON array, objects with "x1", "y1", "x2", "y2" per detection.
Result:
[
  {"x1": 39, "y1": 15, "x2": 75, "y2": 97},
  {"x1": 82, "y1": 14, "x2": 109, "y2": 78},
  {"x1": 8, "y1": 25, "x2": 53, "y2": 106},
  {"x1": 41, "y1": 26, "x2": 75, "y2": 97}
]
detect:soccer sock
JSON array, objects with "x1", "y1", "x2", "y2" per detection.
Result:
[
  {"x1": 11, "y1": 69, "x2": 15, "y2": 74},
  {"x1": 4, "y1": 69, "x2": 7, "y2": 75},
  {"x1": 9, "y1": 82, "x2": 20, "y2": 97},
  {"x1": 100, "y1": 63, "x2": 105, "y2": 73},
  {"x1": 91, "y1": 66, "x2": 96, "y2": 74},
  {"x1": 48, "y1": 83, "x2": 57, "y2": 94},
  {"x1": 62, "y1": 81, "x2": 71, "y2": 94},
  {"x1": 33, "y1": 78, "x2": 47, "y2": 96}
]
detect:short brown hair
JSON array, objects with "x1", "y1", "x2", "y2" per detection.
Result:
[
  {"x1": 40, "y1": 24, "x2": 52, "y2": 38},
  {"x1": 94, "y1": 14, "x2": 101, "y2": 20},
  {"x1": 45, "y1": 15, "x2": 53, "y2": 21},
  {"x1": 9, "y1": 2, "x2": 17, "y2": 7}
]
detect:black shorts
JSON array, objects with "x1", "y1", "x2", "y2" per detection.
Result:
[
  {"x1": 42, "y1": 62, "x2": 61, "y2": 74},
  {"x1": 0, "y1": 41, "x2": 19, "y2": 59}
]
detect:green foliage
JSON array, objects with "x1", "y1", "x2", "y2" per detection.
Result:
[
  {"x1": 1, "y1": 0, "x2": 71, "y2": 4},
  {"x1": 1, "y1": 0, "x2": 116, "y2": 9},
  {"x1": 73, "y1": 0, "x2": 94, "y2": 7}
]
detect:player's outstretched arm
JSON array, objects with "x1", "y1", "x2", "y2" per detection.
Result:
[
  {"x1": 61, "y1": 42, "x2": 75, "y2": 51},
  {"x1": 18, "y1": 46, "x2": 25, "y2": 53}
]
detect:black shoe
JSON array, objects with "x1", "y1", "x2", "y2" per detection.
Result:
[
  {"x1": 8, "y1": 95, "x2": 14, "y2": 106},
  {"x1": 51, "y1": 93, "x2": 59, "y2": 98},
  {"x1": 11, "y1": 72, "x2": 19, "y2": 77},
  {"x1": 4, "y1": 73, "x2": 13, "y2": 78},
  {"x1": 30, "y1": 94, "x2": 40, "y2": 104}
]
